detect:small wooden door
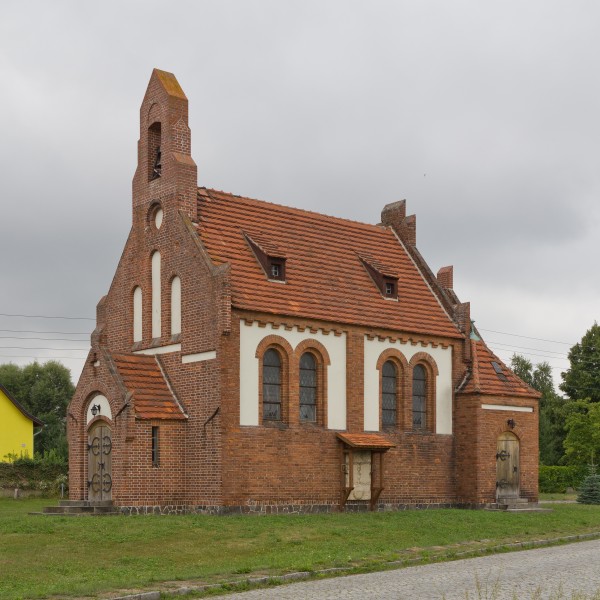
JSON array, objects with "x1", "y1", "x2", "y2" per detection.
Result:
[
  {"x1": 87, "y1": 422, "x2": 112, "y2": 501},
  {"x1": 496, "y1": 431, "x2": 519, "y2": 499}
]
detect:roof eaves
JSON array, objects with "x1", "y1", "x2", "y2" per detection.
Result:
[{"x1": 0, "y1": 383, "x2": 44, "y2": 427}]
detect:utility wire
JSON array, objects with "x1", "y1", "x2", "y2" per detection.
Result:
[
  {"x1": 0, "y1": 329, "x2": 90, "y2": 335},
  {"x1": 0, "y1": 346, "x2": 89, "y2": 351},
  {"x1": 0, "y1": 336, "x2": 91, "y2": 342},
  {"x1": 0, "y1": 312, "x2": 94, "y2": 321},
  {"x1": 478, "y1": 327, "x2": 573, "y2": 345}
]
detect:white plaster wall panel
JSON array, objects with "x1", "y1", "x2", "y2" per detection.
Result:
[
  {"x1": 239, "y1": 321, "x2": 347, "y2": 429},
  {"x1": 133, "y1": 286, "x2": 143, "y2": 343},
  {"x1": 86, "y1": 395, "x2": 112, "y2": 424},
  {"x1": 363, "y1": 337, "x2": 454, "y2": 434},
  {"x1": 151, "y1": 251, "x2": 161, "y2": 338},
  {"x1": 170, "y1": 276, "x2": 181, "y2": 335}
]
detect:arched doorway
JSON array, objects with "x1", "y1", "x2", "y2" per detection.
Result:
[
  {"x1": 496, "y1": 431, "x2": 519, "y2": 500},
  {"x1": 87, "y1": 421, "x2": 112, "y2": 501}
]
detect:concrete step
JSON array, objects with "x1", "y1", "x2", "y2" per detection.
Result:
[
  {"x1": 39, "y1": 500, "x2": 119, "y2": 516},
  {"x1": 59, "y1": 499, "x2": 114, "y2": 507},
  {"x1": 485, "y1": 499, "x2": 552, "y2": 513}
]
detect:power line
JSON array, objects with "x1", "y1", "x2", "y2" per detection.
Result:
[
  {"x1": 0, "y1": 354, "x2": 88, "y2": 360},
  {"x1": 478, "y1": 327, "x2": 573, "y2": 345},
  {"x1": 0, "y1": 312, "x2": 94, "y2": 321},
  {"x1": 0, "y1": 336, "x2": 91, "y2": 342},
  {"x1": 0, "y1": 346, "x2": 89, "y2": 351},
  {"x1": 0, "y1": 329, "x2": 90, "y2": 335},
  {"x1": 487, "y1": 340, "x2": 569, "y2": 357}
]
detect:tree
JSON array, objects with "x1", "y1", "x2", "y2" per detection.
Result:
[
  {"x1": 510, "y1": 354, "x2": 568, "y2": 465},
  {"x1": 0, "y1": 361, "x2": 74, "y2": 460},
  {"x1": 562, "y1": 399, "x2": 600, "y2": 464},
  {"x1": 560, "y1": 322, "x2": 600, "y2": 403}
]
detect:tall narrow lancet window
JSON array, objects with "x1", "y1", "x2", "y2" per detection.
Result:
[
  {"x1": 133, "y1": 286, "x2": 143, "y2": 343},
  {"x1": 382, "y1": 361, "x2": 397, "y2": 427},
  {"x1": 170, "y1": 276, "x2": 181, "y2": 336},
  {"x1": 148, "y1": 122, "x2": 161, "y2": 180},
  {"x1": 299, "y1": 353, "x2": 317, "y2": 422},
  {"x1": 263, "y1": 349, "x2": 282, "y2": 421},
  {"x1": 412, "y1": 365, "x2": 427, "y2": 429},
  {"x1": 151, "y1": 251, "x2": 161, "y2": 339}
]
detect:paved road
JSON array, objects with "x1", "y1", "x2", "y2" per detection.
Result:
[{"x1": 219, "y1": 539, "x2": 600, "y2": 599}]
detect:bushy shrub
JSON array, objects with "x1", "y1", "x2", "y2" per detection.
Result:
[
  {"x1": 539, "y1": 465, "x2": 588, "y2": 493},
  {"x1": 0, "y1": 453, "x2": 67, "y2": 496}
]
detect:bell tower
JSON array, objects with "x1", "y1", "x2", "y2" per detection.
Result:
[{"x1": 132, "y1": 69, "x2": 197, "y2": 222}]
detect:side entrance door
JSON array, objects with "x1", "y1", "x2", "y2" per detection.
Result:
[
  {"x1": 87, "y1": 422, "x2": 112, "y2": 501},
  {"x1": 496, "y1": 431, "x2": 519, "y2": 499}
]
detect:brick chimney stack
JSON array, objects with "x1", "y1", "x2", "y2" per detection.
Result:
[
  {"x1": 381, "y1": 200, "x2": 417, "y2": 246},
  {"x1": 132, "y1": 69, "x2": 198, "y2": 223}
]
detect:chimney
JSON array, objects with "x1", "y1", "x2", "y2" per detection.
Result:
[
  {"x1": 437, "y1": 266, "x2": 454, "y2": 290},
  {"x1": 381, "y1": 200, "x2": 416, "y2": 246}
]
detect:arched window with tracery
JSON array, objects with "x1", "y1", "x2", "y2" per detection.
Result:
[
  {"x1": 382, "y1": 360, "x2": 397, "y2": 427},
  {"x1": 412, "y1": 364, "x2": 427, "y2": 429},
  {"x1": 263, "y1": 349, "x2": 282, "y2": 421},
  {"x1": 299, "y1": 352, "x2": 317, "y2": 422}
]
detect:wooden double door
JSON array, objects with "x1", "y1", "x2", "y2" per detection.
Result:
[{"x1": 87, "y1": 422, "x2": 112, "y2": 501}]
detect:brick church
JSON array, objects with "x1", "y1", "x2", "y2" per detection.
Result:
[{"x1": 67, "y1": 69, "x2": 540, "y2": 513}]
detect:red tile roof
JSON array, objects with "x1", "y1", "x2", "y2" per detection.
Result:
[
  {"x1": 336, "y1": 432, "x2": 396, "y2": 449},
  {"x1": 112, "y1": 354, "x2": 187, "y2": 420},
  {"x1": 459, "y1": 340, "x2": 541, "y2": 399},
  {"x1": 196, "y1": 188, "x2": 462, "y2": 338}
]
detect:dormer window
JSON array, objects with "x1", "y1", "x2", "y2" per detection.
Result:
[
  {"x1": 359, "y1": 255, "x2": 398, "y2": 300},
  {"x1": 384, "y1": 279, "x2": 396, "y2": 298},
  {"x1": 243, "y1": 231, "x2": 287, "y2": 283},
  {"x1": 269, "y1": 260, "x2": 284, "y2": 281}
]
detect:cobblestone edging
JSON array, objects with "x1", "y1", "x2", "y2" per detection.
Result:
[
  {"x1": 118, "y1": 501, "x2": 482, "y2": 516},
  {"x1": 110, "y1": 530, "x2": 600, "y2": 599}
]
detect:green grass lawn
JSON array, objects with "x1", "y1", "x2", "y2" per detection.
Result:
[{"x1": 2, "y1": 498, "x2": 600, "y2": 599}]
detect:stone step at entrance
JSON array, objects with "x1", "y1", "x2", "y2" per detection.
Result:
[
  {"x1": 31, "y1": 500, "x2": 120, "y2": 516},
  {"x1": 485, "y1": 496, "x2": 552, "y2": 513}
]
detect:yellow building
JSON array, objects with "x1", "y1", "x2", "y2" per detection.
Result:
[{"x1": 0, "y1": 384, "x2": 43, "y2": 461}]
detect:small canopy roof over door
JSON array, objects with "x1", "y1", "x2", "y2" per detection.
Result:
[{"x1": 336, "y1": 433, "x2": 395, "y2": 511}]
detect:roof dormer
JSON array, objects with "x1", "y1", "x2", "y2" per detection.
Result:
[
  {"x1": 243, "y1": 231, "x2": 287, "y2": 283},
  {"x1": 359, "y1": 255, "x2": 398, "y2": 300}
]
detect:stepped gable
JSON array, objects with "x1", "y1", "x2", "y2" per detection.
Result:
[
  {"x1": 111, "y1": 354, "x2": 186, "y2": 420},
  {"x1": 195, "y1": 188, "x2": 462, "y2": 338},
  {"x1": 460, "y1": 339, "x2": 541, "y2": 399}
]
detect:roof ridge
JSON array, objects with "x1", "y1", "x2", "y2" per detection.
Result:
[{"x1": 199, "y1": 187, "x2": 393, "y2": 233}]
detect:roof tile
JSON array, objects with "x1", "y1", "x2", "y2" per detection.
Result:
[
  {"x1": 112, "y1": 354, "x2": 186, "y2": 420},
  {"x1": 197, "y1": 189, "x2": 462, "y2": 338}
]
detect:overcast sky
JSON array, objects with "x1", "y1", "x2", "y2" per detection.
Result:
[{"x1": 1, "y1": 0, "x2": 598, "y2": 388}]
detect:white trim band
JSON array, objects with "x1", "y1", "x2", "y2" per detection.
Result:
[
  {"x1": 134, "y1": 343, "x2": 181, "y2": 356},
  {"x1": 481, "y1": 404, "x2": 534, "y2": 413},
  {"x1": 182, "y1": 350, "x2": 216, "y2": 364}
]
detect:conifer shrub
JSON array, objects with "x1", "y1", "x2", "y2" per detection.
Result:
[{"x1": 577, "y1": 464, "x2": 600, "y2": 504}]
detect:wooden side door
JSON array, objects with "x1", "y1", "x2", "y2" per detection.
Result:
[
  {"x1": 496, "y1": 431, "x2": 519, "y2": 499},
  {"x1": 87, "y1": 422, "x2": 112, "y2": 501}
]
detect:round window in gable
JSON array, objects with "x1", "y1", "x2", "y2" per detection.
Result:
[{"x1": 148, "y1": 204, "x2": 164, "y2": 230}]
